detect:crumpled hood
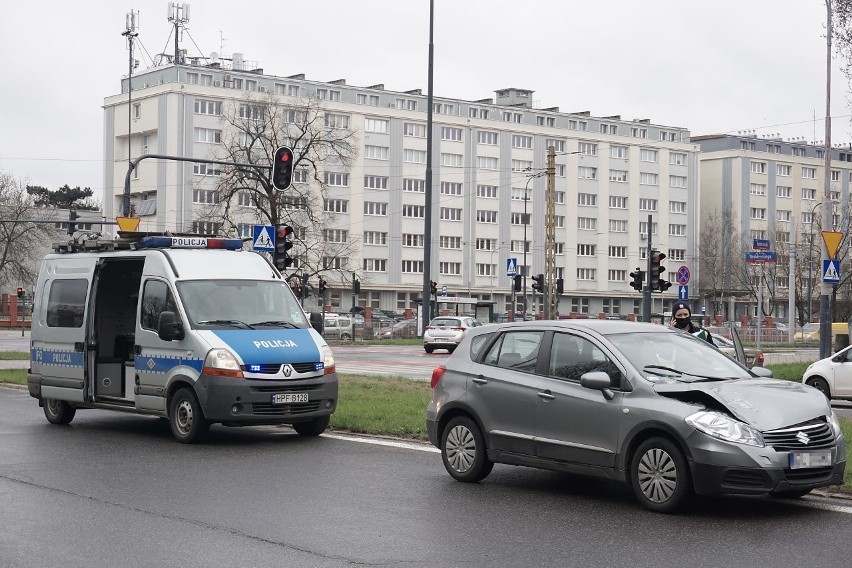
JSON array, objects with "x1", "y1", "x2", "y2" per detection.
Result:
[{"x1": 655, "y1": 378, "x2": 831, "y2": 431}]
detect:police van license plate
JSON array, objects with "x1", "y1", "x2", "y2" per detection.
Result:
[
  {"x1": 789, "y1": 449, "x2": 832, "y2": 469},
  {"x1": 272, "y1": 393, "x2": 308, "y2": 405}
]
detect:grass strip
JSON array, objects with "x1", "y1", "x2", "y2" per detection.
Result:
[
  {"x1": 0, "y1": 351, "x2": 29, "y2": 360},
  {"x1": 0, "y1": 369, "x2": 27, "y2": 384},
  {"x1": 331, "y1": 374, "x2": 431, "y2": 440}
]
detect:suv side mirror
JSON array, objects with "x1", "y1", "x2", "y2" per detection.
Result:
[
  {"x1": 157, "y1": 311, "x2": 184, "y2": 341},
  {"x1": 310, "y1": 312, "x2": 324, "y2": 334},
  {"x1": 580, "y1": 371, "x2": 615, "y2": 400}
]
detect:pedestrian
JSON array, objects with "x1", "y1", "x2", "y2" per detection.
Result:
[{"x1": 670, "y1": 300, "x2": 715, "y2": 345}]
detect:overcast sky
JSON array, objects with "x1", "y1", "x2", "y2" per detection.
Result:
[{"x1": 1, "y1": 0, "x2": 849, "y2": 200}]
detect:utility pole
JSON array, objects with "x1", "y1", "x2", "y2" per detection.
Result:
[
  {"x1": 544, "y1": 146, "x2": 557, "y2": 320},
  {"x1": 120, "y1": 10, "x2": 138, "y2": 217},
  {"x1": 819, "y1": 0, "x2": 833, "y2": 358},
  {"x1": 421, "y1": 0, "x2": 435, "y2": 337},
  {"x1": 642, "y1": 214, "x2": 653, "y2": 322}
]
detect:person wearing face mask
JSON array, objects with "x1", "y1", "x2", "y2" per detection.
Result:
[{"x1": 669, "y1": 300, "x2": 715, "y2": 345}]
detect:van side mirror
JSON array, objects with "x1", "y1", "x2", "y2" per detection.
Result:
[
  {"x1": 157, "y1": 311, "x2": 184, "y2": 341},
  {"x1": 310, "y1": 312, "x2": 324, "y2": 334}
]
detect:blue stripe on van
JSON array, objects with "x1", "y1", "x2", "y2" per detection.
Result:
[
  {"x1": 211, "y1": 329, "x2": 321, "y2": 365},
  {"x1": 31, "y1": 348, "x2": 84, "y2": 368}
]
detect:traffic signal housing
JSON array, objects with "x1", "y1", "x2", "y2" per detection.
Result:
[
  {"x1": 430, "y1": 280, "x2": 437, "y2": 296},
  {"x1": 555, "y1": 278, "x2": 564, "y2": 295},
  {"x1": 67, "y1": 209, "x2": 78, "y2": 236},
  {"x1": 531, "y1": 273, "x2": 544, "y2": 293},
  {"x1": 16, "y1": 287, "x2": 24, "y2": 299},
  {"x1": 513, "y1": 274, "x2": 522, "y2": 292},
  {"x1": 274, "y1": 225, "x2": 294, "y2": 271},
  {"x1": 318, "y1": 278, "x2": 328, "y2": 296},
  {"x1": 272, "y1": 146, "x2": 294, "y2": 191},
  {"x1": 650, "y1": 250, "x2": 666, "y2": 292},
  {"x1": 353, "y1": 279, "x2": 361, "y2": 294},
  {"x1": 629, "y1": 268, "x2": 644, "y2": 292}
]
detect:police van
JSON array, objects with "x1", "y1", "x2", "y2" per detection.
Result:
[{"x1": 26, "y1": 233, "x2": 338, "y2": 443}]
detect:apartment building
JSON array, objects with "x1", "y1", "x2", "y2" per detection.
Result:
[
  {"x1": 103, "y1": 56, "x2": 699, "y2": 317},
  {"x1": 695, "y1": 134, "x2": 851, "y2": 322}
]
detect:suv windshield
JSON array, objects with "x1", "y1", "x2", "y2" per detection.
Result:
[
  {"x1": 177, "y1": 280, "x2": 309, "y2": 330},
  {"x1": 608, "y1": 331, "x2": 753, "y2": 382}
]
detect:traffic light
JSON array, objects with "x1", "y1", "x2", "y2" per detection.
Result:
[
  {"x1": 629, "y1": 268, "x2": 644, "y2": 292},
  {"x1": 513, "y1": 274, "x2": 522, "y2": 292},
  {"x1": 318, "y1": 278, "x2": 328, "y2": 295},
  {"x1": 294, "y1": 284, "x2": 304, "y2": 299},
  {"x1": 353, "y1": 279, "x2": 361, "y2": 294},
  {"x1": 430, "y1": 280, "x2": 437, "y2": 296},
  {"x1": 300, "y1": 273, "x2": 310, "y2": 298},
  {"x1": 16, "y1": 287, "x2": 24, "y2": 299},
  {"x1": 531, "y1": 274, "x2": 544, "y2": 293},
  {"x1": 555, "y1": 278, "x2": 564, "y2": 295},
  {"x1": 274, "y1": 225, "x2": 294, "y2": 271},
  {"x1": 659, "y1": 279, "x2": 672, "y2": 292},
  {"x1": 272, "y1": 146, "x2": 295, "y2": 191},
  {"x1": 67, "y1": 209, "x2": 78, "y2": 235},
  {"x1": 650, "y1": 250, "x2": 666, "y2": 292}
]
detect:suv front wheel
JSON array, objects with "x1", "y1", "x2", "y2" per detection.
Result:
[
  {"x1": 440, "y1": 416, "x2": 494, "y2": 482},
  {"x1": 630, "y1": 437, "x2": 692, "y2": 513}
]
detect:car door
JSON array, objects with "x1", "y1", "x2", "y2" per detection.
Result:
[
  {"x1": 832, "y1": 346, "x2": 852, "y2": 396},
  {"x1": 467, "y1": 330, "x2": 544, "y2": 456},
  {"x1": 533, "y1": 331, "x2": 624, "y2": 468}
]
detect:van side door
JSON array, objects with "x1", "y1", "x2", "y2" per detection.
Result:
[{"x1": 32, "y1": 266, "x2": 94, "y2": 404}]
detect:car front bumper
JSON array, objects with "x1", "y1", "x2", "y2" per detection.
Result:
[
  {"x1": 194, "y1": 373, "x2": 338, "y2": 425},
  {"x1": 686, "y1": 430, "x2": 846, "y2": 495}
]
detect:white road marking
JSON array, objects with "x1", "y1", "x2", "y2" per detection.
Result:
[{"x1": 323, "y1": 432, "x2": 439, "y2": 453}]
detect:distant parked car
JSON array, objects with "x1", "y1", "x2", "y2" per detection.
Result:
[
  {"x1": 803, "y1": 343, "x2": 852, "y2": 400},
  {"x1": 711, "y1": 333, "x2": 764, "y2": 368},
  {"x1": 796, "y1": 323, "x2": 820, "y2": 341},
  {"x1": 379, "y1": 319, "x2": 418, "y2": 339},
  {"x1": 423, "y1": 316, "x2": 482, "y2": 353}
]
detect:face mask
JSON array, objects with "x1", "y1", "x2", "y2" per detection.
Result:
[{"x1": 674, "y1": 317, "x2": 690, "y2": 329}]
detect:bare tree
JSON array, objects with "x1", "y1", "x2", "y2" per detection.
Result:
[
  {"x1": 0, "y1": 171, "x2": 61, "y2": 287},
  {"x1": 195, "y1": 92, "x2": 361, "y2": 286},
  {"x1": 698, "y1": 207, "x2": 741, "y2": 318}
]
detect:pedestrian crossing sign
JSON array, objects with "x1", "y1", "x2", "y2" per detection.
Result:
[
  {"x1": 252, "y1": 225, "x2": 274, "y2": 252},
  {"x1": 506, "y1": 257, "x2": 518, "y2": 276},
  {"x1": 823, "y1": 259, "x2": 840, "y2": 284}
]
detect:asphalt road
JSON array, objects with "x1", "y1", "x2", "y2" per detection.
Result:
[{"x1": 3, "y1": 387, "x2": 852, "y2": 568}]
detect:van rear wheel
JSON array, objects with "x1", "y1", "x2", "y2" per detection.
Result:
[
  {"x1": 169, "y1": 388, "x2": 209, "y2": 443},
  {"x1": 43, "y1": 399, "x2": 76, "y2": 425}
]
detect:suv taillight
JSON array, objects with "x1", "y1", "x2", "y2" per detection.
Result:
[
  {"x1": 757, "y1": 352, "x2": 764, "y2": 366},
  {"x1": 430, "y1": 365, "x2": 446, "y2": 389}
]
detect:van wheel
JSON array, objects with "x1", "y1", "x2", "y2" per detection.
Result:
[
  {"x1": 341, "y1": 333, "x2": 352, "y2": 340},
  {"x1": 630, "y1": 437, "x2": 692, "y2": 513},
  {"x1": 806, "y1": 377, "x2": 831, "y2": 399},
  {"x1": 169, "y1": 388, "x2": 209, "y2": 444},
  {"x1": 440, "y1": 416, "x2": 493, "y2": 483},
  {"x1": 292, "y1": 415, "x2": 329, "y2": 436},
  {"x1": 425, "y1": 346, "x2": 434, "y2": 354},
  {"x1": 43, "y1": 399, "x2": 76, "y2": 425}
]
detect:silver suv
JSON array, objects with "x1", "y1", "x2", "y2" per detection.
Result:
[{"x1": 426, "y1": 320, "x2": 846, "y2": 513}]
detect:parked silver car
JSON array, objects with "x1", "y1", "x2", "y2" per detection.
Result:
[
  {"x1": 423, "y1": 316, "x2": 481, "y2": 353},
  {"x1": 426, "y1": 320, "x2": 846, "y2": 513}
]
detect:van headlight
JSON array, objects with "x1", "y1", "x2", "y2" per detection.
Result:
[
  {"x1": 829, "y1": 411, "x2": 843, "y2": 438},
  {"x1": 202, "y1": 349, "x2": 244, "y2": 378},
  {"x1": 322, "y1": 345, "x2": 336, "y2": 375},
  {"x1": 685, "y1": 410, "x2": 764, "y2": 447}
]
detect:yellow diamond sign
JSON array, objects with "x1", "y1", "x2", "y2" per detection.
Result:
[
  {"x1": 821, "y1": 231, "x2": 843, "y2": 259},
  {"x1": 116, "y1": 217, "x2": 141, "y2": 232}
]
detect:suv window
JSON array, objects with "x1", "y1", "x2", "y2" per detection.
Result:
[
  {"x1": 483, "y1": 331, "x2": 543, "y2": 372},
  {"x1": 431, "y1": 318, "x2": 460, "y2": 327},
  {"x1": 469, "y1": 332, "x2": 495, "y2": 360},
  {"x1": 549, "y1": 332, "x2": 623, "y2": 385}
]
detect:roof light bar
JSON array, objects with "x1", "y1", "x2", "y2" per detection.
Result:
[{"x1": 140, "y1": 236, "x2": 243, "y2": 250}]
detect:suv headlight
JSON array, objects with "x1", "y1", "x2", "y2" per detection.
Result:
[
  {"x1": 829, "y1": 410, "x2": 843, "y2": 439},
  {"x1": 202, "y1": 348, "x2": 244, "y2": 378},
  {"x1": 685, "y1": 410, "x2": 764, "y2": 447}
]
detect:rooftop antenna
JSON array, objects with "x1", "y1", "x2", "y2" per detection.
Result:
[
  {"x1": 167, "y1": 2, "x2": 190, "y2": 65},
  {"x1": 219, "y1": 29, "x2": 226, "y2": 55},
  {"x1": 120, "y1": 10, "x2": 139, "y2": 217}
]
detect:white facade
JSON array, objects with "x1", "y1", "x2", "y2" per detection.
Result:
[{"x1": 103, "y1": 63, "x2": 699, "y2": 317}]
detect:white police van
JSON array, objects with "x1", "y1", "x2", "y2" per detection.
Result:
[{"x1": 27, "y1": 233, "x2": 337, "y2": 443}]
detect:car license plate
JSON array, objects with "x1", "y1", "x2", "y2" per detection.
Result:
[
  {"x1": 789, "y1": 449, "x2": 833, "y2": 469},
  {"x1": 272, "y1": 393, "x2": 308, "y2": 405}
]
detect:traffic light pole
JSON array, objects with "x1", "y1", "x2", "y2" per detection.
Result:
[{"x1": 642, "y1": 214, "x2": 652, "y2": 322}]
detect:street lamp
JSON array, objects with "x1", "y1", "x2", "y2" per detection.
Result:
[{"x1": 522, "y1": 171, "x2": 546, "y2": 317}]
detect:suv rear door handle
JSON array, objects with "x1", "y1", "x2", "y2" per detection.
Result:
[
  {"x1": 537, "y1": 390, "x2": 555, "y2": 401},
  {"x1": 472, "y1": 376, "x2": 487, "y2": 385}
]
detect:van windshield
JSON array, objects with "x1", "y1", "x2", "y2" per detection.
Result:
[{"x1": 177, "y1": 280, "x2": 309, "y2": 330}]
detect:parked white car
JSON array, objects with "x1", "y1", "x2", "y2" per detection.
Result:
[{"x1": 802, "y1": 344, "x2": 852, "y2": 400}]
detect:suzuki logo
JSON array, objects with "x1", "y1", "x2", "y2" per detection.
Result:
[
  {"x1": 796, "y1": 431, "x2": 810, "y2": 445},
  {"x1": 282, "y1": 365, "x2": 292, "y2": 377}
]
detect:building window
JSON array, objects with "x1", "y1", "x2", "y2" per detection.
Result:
[
  {"x1": 639, "y1": 198, "x2": 657, "y2": 211},
  {"x1": 441, "y1": 127, "x2": 463, "y2": 141},
  {"x1": 802, "y1": 188, "x2": 816, "y2": 200},
  {"x1": 364, "y1": 202, "x2": 388, "y2": 216},
  {"x1": 577, "y1": 244, "x2": 596, "y2": 256},
  {"x1": 640, "y1": 148, "x2": 657, "y2": 162},
  {"x1": 477, "y1": 156, "x2": 498, "y2": 170},
  {"x1": 364, "y1": 175, "x2": 388, "y2": 190},
  {"x1": 610, "y1": 145, "x2": 628, "y2": 159},
  {"x1": 609, "y1": 170, "x2": 628, "y2": 183},
  {"x1": 578, "y1": 167, "x2": 597, "y2": 180},
  {"x1": 476, "y1": 264, "x2": 497, "y2": 277},
  {"x1": 751, "y1": 161, "x2": 767, "y2": 174},
  {"x1": 190, "y1": 221, "x2": 222, "y2": 235},
  {"x1": 194, "y1": 128, "x2": 222, "y2": 143},
  {"x1": 363, "y1": 231, "x2": 388, "y2": 245},
  {"x1": 609, "y1": 219, "x2": 627, "y2": 232},
  {"x1": 630, "y1": 127, "x2": 647, "y2": 139},
  {"x1": 325, "y1": 113, "x2": 350, "y2": 129},
  {"x1": 777, "y1": 186, "x2": 792, "y2": 198},
  {"x1": 577, "y1": 217, "x2": 597, "y2": 230},
  {"x1": 670, "y1": 175, "x2": 688, "y2": 188},
  {"x1": 476, "y1": 210, "x2": 498, "y2": 223},
  {"x1": 475, "y1": 238, "x2": 497, "y2": 250},
  {"x1": 577, "y1": 268, "x2": 596, "y2": 281},
  {"x1": 669, "y1": 201, "x2": 686, "y2": 214},
  {"x1": 477, "y1": 131, "x2": 498, "y2": 145},
  {"x1": 578, "y1": 142, "x2": 597, "y2": 156},
  {"x1": 669, "y1": 224, "x2": 687, "y2": 236},
  {"x1": 441, "y1": 182, "x2": 463, "y2": 196},
  {"x1": 608, "y1": 270, "x2": 627, "y2": 282},
  {"x1": 323, "y1": 229, "x2": 349, "y2": 243},
  {"x1": 511, "y1": 135, "x2": 533, "y2": 149},
  {"x1": 776, "y1": 164, "x2": 792, "y2": 176},
  {"x1": 670, "y1": 152, "x2": 687, "y2": 165},
  {"x1": 609, "y1": 246, "x2": 626, "y2": 258},
  {"x1": 192, "y1": 189, "x2": 219, "y2": 204},
  {"x1": 511, "y1": 159, "x2": 533, "y2": 171},
  {"x1": 325, "y1": 173, "x2": 350, "y2": 187},
  {"x1": 511, "y1": 212, "x2": 528, "y2": 225},
  {"x1": 440, "y1": 236, "x2": 462, "y2": 249},
  {"x1": 365, "y1": 145, "x2": 389, "y2": 160},
  {"x1": 802, "y1": 166, "x2": 817, "y2": 179},
  {"x1": 324, "y1": 199, "x2": 348, "y2": 213},
  {"x1": 578, "y1": 193, "x2": 597, "y2": 206},
  {"x1": 777, "y1": 210, "x2": 791, "y2": 222},
  {"x1": 194, "y1": 99, "x2": 222, "y2": 115},
  {"x1": 193, "y1": 164, "x2": 221, "y2": 176},
  {"x1": 609, "y1": 196, "x2": 627, "y2": 209},
  {"x1": 401, "y1": 260, "x2": 424, "y2": 274},
  {"x1": 401, "y1": 234, "x2": 424, "y2": 247},
  {"x1": 749, "y1": 183, "x2": 766, "y2": 195},
  {"x1": 546, "y1": 139, "x2": 565, "y2": 152},
  {"x1": 440, "y1": 207, "x2": 462, "y2": 221},
  {"x1": 640, "y1": 173, "x2": 658, "y2": 185},
  {"x1": 404, "y1": 149, "x2": 427, "y2": 163},
  {"x1": 639, "y1": 221, "x2": 657, "y2": 235},
  {"x1": 403, "y1": 179, "x2": 426, "y2": 193},
  {"x1": 477, "y1": 184, "x2": 498, "y2": 198},
  {"x1": 441, "y1": 153, "x2": 464, "y2": 167},
  {"x1": 237, "y1": 190, "x2": 255, "y2": 207},
  {"x1": 403, "y1": 205, "x2": 425, "y2": 218},
  {"x1": 439, "y1": 262, "x2": 462, "y2": 275},
  {"x1": 363, "y1": 258, "x2": 387, "y2": 272},
  {"x1": 365, "y1": 118, "x2": 389, "y2": 133},
  {"x1": 403, "y1": 123, "x2": 427, "y2": 137}
]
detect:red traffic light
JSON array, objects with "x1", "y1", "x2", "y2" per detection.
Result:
[
  {"x1": 276, "y1": 225, "x2": 294, "y2": 239},
  {"x1": 272, "y1": 146, "x2": 294, "y2": 191},
  {"x1": 16, "y1": 287, "x2": 24, "y2": 298}
]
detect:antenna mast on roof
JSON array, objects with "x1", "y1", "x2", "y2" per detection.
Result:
[
  {"x1": 120, "y1": 10, "x2": 139, "y2": 217},
  {"x1": 167, "y1": 2, "x2": 190, "y2": 65}
]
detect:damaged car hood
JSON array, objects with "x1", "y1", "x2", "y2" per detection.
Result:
[{"x1": 655, "y1": 378, "x2": 831, "y2": 431}]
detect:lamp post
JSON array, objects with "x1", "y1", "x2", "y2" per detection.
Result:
[
  {"x1": 820, "y1": 0, "x2": 833, "y2": 358},
  {"x1": 522, "y1": 171, "x2": 545, "y2": 317}
]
